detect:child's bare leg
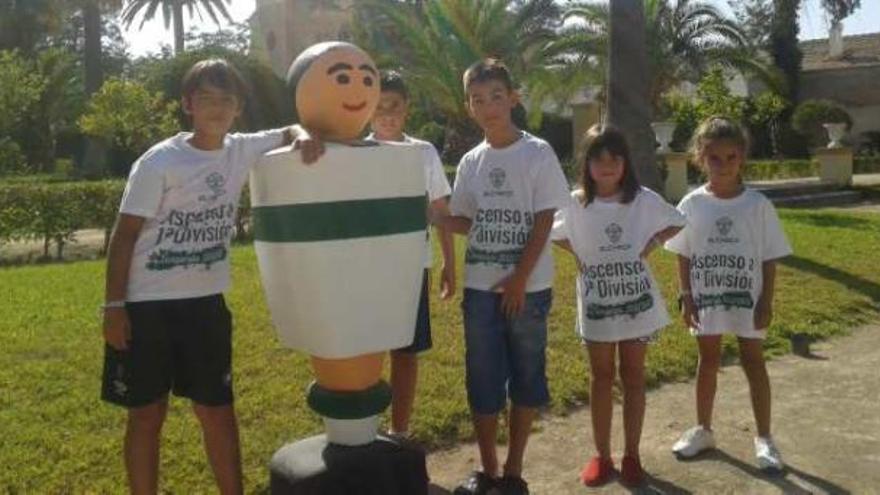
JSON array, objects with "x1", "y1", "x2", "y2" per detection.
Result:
[
  {"x1": 390, "y1": 349, "x2": 418, "y2": 434},
  {"x1": 618, "y1": 340, "x2": 648, "y2": 457},
  {"x1": 193, "y1": 403, "x2": 243, "y2": 495},
  {"x1": 737, "y1": 337, "x2": 771, "y2": 437},
  {"x1": 587, "y1": 342, "x2": 616, "y2": 459},
  {"x1": 474, "y1": 413, "x2": 500, "y2": 477},
  {"x1": 125, "y1": 399, "x2": 168, "y2": 495},
  {"x1": 504, "y1": 405, "x2": 538, "y2": 477},
  {"x1": 696, "y1": 335, "x2": 723, "y2": 429}
]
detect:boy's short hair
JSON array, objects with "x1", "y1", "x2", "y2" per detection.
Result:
[
  {"x1": 463, "y1": 58, "x2": 514, "y2": 93},
  {"x1": 181, "y1": 59, "x2": 249, "y2": 101},
  {"x1": 380, "y1": 70, "x2": 408, "y2": 100}
]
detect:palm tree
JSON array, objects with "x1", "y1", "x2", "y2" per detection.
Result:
[
  {"x1": 82, "y1": 1, "x2": 124, "y2": 95},
  {"x1": 607, "y1": 0, "x2": 661, "y2": 192},
  {"x1": 562, "y1": 0, "x2": 770, "y2": 111},
  {"x1": 121, "y1": 0, "x2": 233, "y2": 54},
  {"x1": 0, "y1": 0, "x2": 63, "y2": 54},
  {"x1": 355, "y1": 0, "x2": 564, "y2": 161},
  {"x1": 81, "y1": 0, "x2": 124, "y2": 177}
]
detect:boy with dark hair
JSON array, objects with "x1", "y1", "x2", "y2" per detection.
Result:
[
  {"x1": 367, "y1": 70, "x2": 456, "y2": 437},
  {"x1": 101, "y1": 58, "x2": 316, "y2": 494},
  {"x1": 445, "y1": 59, "x2": 570, "y2": 495}
]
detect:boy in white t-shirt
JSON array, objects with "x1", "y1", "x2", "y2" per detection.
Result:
[
  {"x1": 100, "y1": 59, "x2": 318, "y2": 493},
  {"x1": 366, "y1": 71, "x2": 456, "y2": 437},
  {"x1": 445, "y1": 59, "x2": 570, "y2": 495}
]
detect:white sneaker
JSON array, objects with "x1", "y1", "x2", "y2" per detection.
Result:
[
  {"x1": 672, "y1": 426, "x2": 716, "y2": 458},
  {"x1": 755, "y1": 436, "x2": 784, "y2": 472}
]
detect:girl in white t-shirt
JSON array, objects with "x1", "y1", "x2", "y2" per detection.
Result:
[
  {"x1": 665, "y1": 117, "x2": 792, "y2": 472},
  {"x1": 552, "y1": 125, "x2": 684, "y2": 487}
]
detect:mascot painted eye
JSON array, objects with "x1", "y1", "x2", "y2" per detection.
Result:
[{"x1": 286, "y1": 41, "x2": 380, "y2": 141}]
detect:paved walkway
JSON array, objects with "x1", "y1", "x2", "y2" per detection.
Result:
[{"x1": 427, "y1": 325, "x2": 880, "y2": 494}]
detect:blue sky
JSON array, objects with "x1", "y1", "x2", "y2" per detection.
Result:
[{"x1": 121, "y1": 0, "x2": 879, "y2": 57}]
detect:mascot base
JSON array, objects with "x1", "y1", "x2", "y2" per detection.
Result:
[{"x1": 269, "y1": 434, "x2": 428, "y2": 495}]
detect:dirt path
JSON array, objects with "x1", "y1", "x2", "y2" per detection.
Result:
[{"x1": 426, "y1": 325, "x2": 880, "y2": 494}]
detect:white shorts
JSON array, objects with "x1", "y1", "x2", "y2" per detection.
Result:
[{"x1": 689, "y1": 326, "x2": 766, "y2": 340}]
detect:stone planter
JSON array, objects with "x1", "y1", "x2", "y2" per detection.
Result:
[
  {"x1": 651, "y1": 121, "x2": 677, "y2": 153},
  {"x1": 823, "y1": 123, "x2": 847, "y2": 149}
]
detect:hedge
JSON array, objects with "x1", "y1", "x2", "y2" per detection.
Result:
[
  {"x1": 4, "y1": 155, "x2": 878, "y2": 261},
  {"x1": 0, "y1": 180, "x2": 256, "y2": 260},
  {"x1": 0, "y1": 181, "x2": 125, "y2": 259}
]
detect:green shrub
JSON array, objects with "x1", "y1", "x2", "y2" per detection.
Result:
[
  {"x1": 854, "y1": 156, "x2": 880, "y2": 174},
  {"x1": 746, "y1": 159, "x2": 817, "y2": 180},
  {"x1": 792, "y1": 100, "x2": 853, "y2": 149},
  {"x1": 0, "y1": 181, "x2": 125, "y2": 259},
  {"x1": 78, "y1": 79, "x2": 180, "y2": 175},
  {"x1": 0, "y1": 137, "x2": 28, "y2": 176},
  {"x1": 0, "y1": 179, "x2": 262, "y2": 259}
]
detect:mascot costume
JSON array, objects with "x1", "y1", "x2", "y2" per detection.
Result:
[{"x1": 250, "y1": 42, "x2": 429, "y2": 494}]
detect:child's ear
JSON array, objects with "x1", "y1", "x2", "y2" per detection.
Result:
[
  {"x1": 509, "y1": 90, "x2": 521, "y2": 107},
  {"x1": 181, "y1": 96, "x2": 193, "y2": 115}
]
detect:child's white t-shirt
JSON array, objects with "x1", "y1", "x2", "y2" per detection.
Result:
[
  {"x1": 665, "y1": 185, "x2": 792, "y2": 335},
  {"x1": 119, "y1": 130, "x2": 286, "y2": 302},
  {"x1": 367, "y1": 133, "x2": 452, "y2": 268},
  {"x1": 450, "y1": 132, "x2": 570, "y2": 292},
  {"x1": 552, "y1": 187, "x2": 685, "y2": 342}
]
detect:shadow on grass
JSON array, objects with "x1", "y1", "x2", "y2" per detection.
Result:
[
  {"x1": 780, "y1": 255, "x2": 880, "y2": 303},
  {"x1": 678, "y1": 449, "x2": 850, "y2": 494},
  {"x1": 781, "y1": 212, "x2": 878, "y2": 231}
]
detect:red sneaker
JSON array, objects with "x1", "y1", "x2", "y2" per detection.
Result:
[
  {"x1": 580, "y1": 456, "x2": 614, "y2": 486},
  {"x1": 620, "y1": 455, "x2": 645, "y2": 487}
]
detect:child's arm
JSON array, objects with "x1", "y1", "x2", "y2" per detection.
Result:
[
  {"x1": 641, "y1": 225, "x2": 684, "y2": 258},
  {"x1": 754, "y1": 260, "x2": 777, "y2": 330},
  {"x1": 289, "y1": 125, "x2": 325, "y2": 164},
  {"x1": 430, "y1": 198, "x2": 457, "y2": 300},
  {"x1": 439, "y1": 215, "x2": 472, "y2": 235},
  {"x1": 102, "y1": 214, "x2": 145, "y2": 350},
  {"x1": 677, "y1": 254, "x2": 700, "y2": 329},
  {"x1": 492, "y1": 208, "x2": 555, "y2": 318}
]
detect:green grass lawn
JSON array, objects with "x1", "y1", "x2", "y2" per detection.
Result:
[{"x1": 2, "y1": 208, "x2": 879, "y2": 492}]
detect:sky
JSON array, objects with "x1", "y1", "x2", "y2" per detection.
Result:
[{"x1": 121, "y1": 0, "x2": 880, "y2": 57}]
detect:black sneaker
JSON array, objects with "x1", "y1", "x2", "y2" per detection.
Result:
[
  {"x1": 452, "y1": 471, "x2": 498, "y2": 495},
  {"x1": 498, "y1": 475, "x2": 529, "y2": 495}
]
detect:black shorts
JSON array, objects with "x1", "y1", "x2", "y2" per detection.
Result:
[
  {"x1": 101, "y1": 294, "x2": 234, "y2": 408},
  {"x1": 395, "y1": 269, "x2": 432, "y2": 354}
]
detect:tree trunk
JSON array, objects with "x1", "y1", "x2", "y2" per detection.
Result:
[
  {"x1": 81, "y1": 1, "x2": 107, "y2": 178},
  {"x1": 769, "y1": 0, "x2": 804, "y2": 157},
  {"x1": 173, "y1": 0, "x2": 185, "y2": 54},
  {"x1": 606, "y1": 0, "x2": 663, "y2": 193}
]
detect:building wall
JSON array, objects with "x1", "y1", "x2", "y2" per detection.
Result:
[
  {"x1": 252, "y1": 0, "x2": 355, "y2": 78},
  {"x1": 800, "y1": 66, "x2": 880, "y2": 140}
]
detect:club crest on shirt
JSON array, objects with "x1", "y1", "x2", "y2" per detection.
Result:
[
  {"x1": 716, "y1": 216, "x2": 733, "y2": 236},
  {"x1": 489, "y1": 168, "x2": 506, "y2": 189},
  {"x1": 709, "y1": 215, "x2": 739, "y2": 244},
  {"x1": 605, "y1": 222, "x2": 623, "y2": 244},
  {"x1": 483, "y1": 167, "x2": 513, "y2": 197},
  {"x1": 199, "y1": 172, "x2": 227, "y2": 202}
]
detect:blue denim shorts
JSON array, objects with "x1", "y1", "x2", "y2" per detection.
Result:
[{"x1": 462, "y1": 288, "x2": 553, "y2": 414}]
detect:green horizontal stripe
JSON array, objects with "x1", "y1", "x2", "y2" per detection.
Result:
[
  {"x1": 307, "y1": 380, "x2": 392, "y2": 420},
  {"x1": 252, "y1": 195, "x2": 427, "y2": 242}
]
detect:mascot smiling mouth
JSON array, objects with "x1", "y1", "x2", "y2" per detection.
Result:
[{"x1": 342, "y1": 101, "x2": 367, "y2": 112}]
